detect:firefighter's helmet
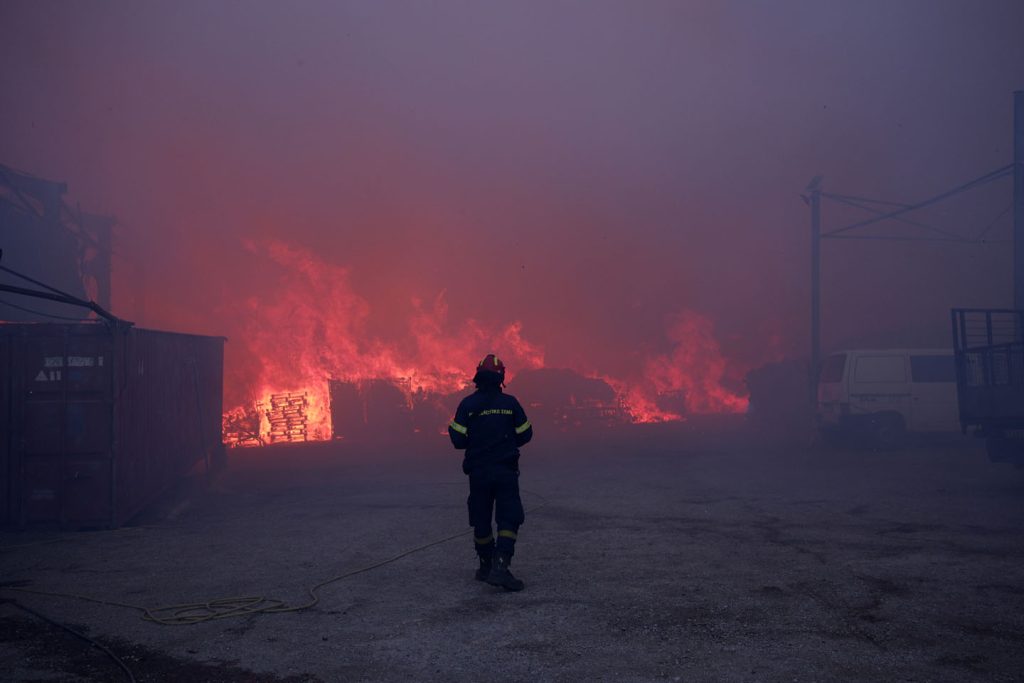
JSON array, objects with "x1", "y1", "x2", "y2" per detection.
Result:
[{"x1": 473, "y1": 353, "x2": 506, "y2": 385}]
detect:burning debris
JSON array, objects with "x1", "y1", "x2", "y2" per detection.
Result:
[
  {"x1": 220, "y1": 242, "x2": 751, "y2": 447},
  {"x1": 222, "y1": 405, "x2": 264, "y2": 447},
  {"x1": 507, "y1": 368, "x2": 628, "y2": 429}
]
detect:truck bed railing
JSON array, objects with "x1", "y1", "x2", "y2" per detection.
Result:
[
  {"x1": 952, "y1": 308, "x2": 1024, "y2": 352},
  {"x1": 951, "y1": 309, "x2": 1024, "y2": 431}
]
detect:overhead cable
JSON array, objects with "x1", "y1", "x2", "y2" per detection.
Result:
[
  {"x1": 975, "y1": 202, "x2": 1014, "y2": 242},
  {"x1": 822, "y1": 192, "x2": 963, "y2": 240},
  {"x1": 0, "y1": 263, "x2": 81, "y2": 300},
  {"x1": 825, "y1": 164, "x2": 1013, "y2": 236},
  {"x1": 821, "y1": 192, "x2": 913, "y2": 208},
  {"x1": 0, "y1": 298, "x2": 89, "y2": 321}
]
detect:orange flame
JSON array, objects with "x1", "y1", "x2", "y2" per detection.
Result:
[
  {"x1": 648, "y1": 311, "x2": 749, "y2": 414},
  {"x1": 590, "y1": 311, "x2": 748, "y2": 424},
  {"x1": 223, "y1": 242, "x2": 748, "y2": 446}
]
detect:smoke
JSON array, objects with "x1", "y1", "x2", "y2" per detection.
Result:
[{"x1": 1, "y1": 1, "x2": 1022, "y2": 433}]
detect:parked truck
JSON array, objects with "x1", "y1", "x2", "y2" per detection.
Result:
[{"x1": 951, "y1": 308, "x2": 1024, "y2": 466}]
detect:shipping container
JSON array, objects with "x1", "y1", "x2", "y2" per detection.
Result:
[{"x1": 1, "y1": 322, "x2": 224, "y2": 530}]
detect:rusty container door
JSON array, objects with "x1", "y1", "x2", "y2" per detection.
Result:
[
  {"x1": 113, "y1": 328, "x2": 225, "y2": 526},
  {"x1": 9, "y1": 324, "x2": 114, "y2": 529}
]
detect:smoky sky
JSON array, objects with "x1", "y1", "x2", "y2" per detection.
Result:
[{"x1": 2, "y1": 1, "x2": 1023, "y2": 392}]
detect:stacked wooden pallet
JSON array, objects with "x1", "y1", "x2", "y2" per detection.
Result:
[{"x1": 265, "y1": 392, "x2": 308, "y2": 442}]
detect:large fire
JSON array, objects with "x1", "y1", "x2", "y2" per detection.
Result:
[{"x1": 222, "y1": 241, "x2": 748, "y2": 446}]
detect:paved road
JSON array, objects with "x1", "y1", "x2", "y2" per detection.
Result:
[{"x1": 2, "y1": 425, "x2": 1022, "y2": 682}]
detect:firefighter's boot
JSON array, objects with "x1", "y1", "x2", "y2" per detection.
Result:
[
  {"x1": 485, "y1": 551, "x2": 524, "y2": 591},
  {"x1": 474, "y1": 552, "x2": 492, "y2": 582}
]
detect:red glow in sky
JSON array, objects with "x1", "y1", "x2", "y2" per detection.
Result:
[{"x1": 2, "y1": 1, "x2": 1021, "y2": 437}]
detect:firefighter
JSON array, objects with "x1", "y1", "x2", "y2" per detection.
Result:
[{"x1": 448, "y1": 354, "x2": 534, "y2": 591}]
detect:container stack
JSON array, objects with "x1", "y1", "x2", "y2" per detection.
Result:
[{"x1": 265, "y1": 392, "x2": 308, "y2": 443}]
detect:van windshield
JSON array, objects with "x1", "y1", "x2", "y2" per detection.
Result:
[{"x1": 820, "y1": 354, "x2": 846, "y2": 383}]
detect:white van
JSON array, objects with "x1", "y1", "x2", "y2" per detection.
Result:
[{"x1": 817, "y1": 349, "x2": 959, "y2": 444}]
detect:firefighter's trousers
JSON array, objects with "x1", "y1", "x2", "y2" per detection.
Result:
[{"x1": 467, "y1": 466, "x2": 524, "y2": 557}]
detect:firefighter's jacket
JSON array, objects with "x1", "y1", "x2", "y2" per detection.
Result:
[{"x1": 448, "y1": 387, "x2": 533, "y2": 474}]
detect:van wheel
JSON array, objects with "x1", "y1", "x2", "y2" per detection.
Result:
[{"x1": 870, "y1": 413, "x2": 905, "y2": 450}]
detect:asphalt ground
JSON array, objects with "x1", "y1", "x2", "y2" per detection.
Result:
[{"x1": 1, "y1": 422, "x2": 1023, "y2": 682}]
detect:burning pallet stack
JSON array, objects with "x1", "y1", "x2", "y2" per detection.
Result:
[{"x1": 265, "y1": 392, "x2": 309, "y2": 443}]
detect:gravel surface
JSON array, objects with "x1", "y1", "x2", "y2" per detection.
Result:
[{"x1": 2, "y1": 423, "x2": 1022, "y2": 682}]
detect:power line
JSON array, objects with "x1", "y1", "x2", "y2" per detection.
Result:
[
  {"x1": 826, "y1": 164, "x2": 1014, "y2": 236},
  {"x1": 822, "y1": 192, "x2": 964, "y2": 240},
  {"x1": 975, "y1": 202, "x2": 1014, "y2": 242},
  {"x1": 821, "y1": 192, "x2": 913, "y2": 209},
  {"x1": 0, "y1": 298, "x2": 89, "y2": 321},
  {"x1": 0, "y1": 263, "x2": 81, "y2": 301}
]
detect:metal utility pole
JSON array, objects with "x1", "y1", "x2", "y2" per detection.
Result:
[
  {"x1": 805, "y1": 175, "x2": 822, "y2": 412},
  {"x1": 1015, "y1": 90, "x2": 1024, "y2": 310}
]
